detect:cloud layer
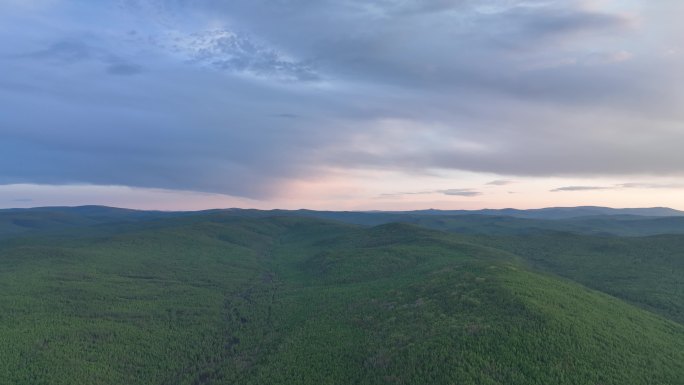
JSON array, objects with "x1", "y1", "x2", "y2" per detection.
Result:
[
  {"x1": 552, "y1": 183, "x2": 684, "y2": 192},
  {"x1": 1, "y1": 0, "x2": 684, "y2": 200}
]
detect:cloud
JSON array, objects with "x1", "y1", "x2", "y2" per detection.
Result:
[
  {"x1": 166, "y1": 29, "x2": 319, "y2": 81},
  {"x1": 500, "y1": 6, "x2": 634, "y2": 43},
  {"x1": 551, "y1": 186, "x2": 612, "y2": 192},
  {"x1": 0, "y1": 0, "x2": 683, "y2": 201},
  {"x1": 486, "y1": 180, "x2": 514, "y2": 186},
  {"x1": 17, "y1": 39, "x2": 146, "y2": 76},
  {"x1": 440, "y1": 189, "x2": 483, "y2": 197},
  {"x1": 106, "y1": 62, "x2": 143, "y2": 75},
  {"x1": 552, "y1": 183, "x2": 684, "y2": 192},
  {"x1": 380, "y1": 188, "x2": 483, "y2": 198},
  {"x1": 617, "y1": 183, "x2": 684, "y2": 189},
  {"x1": 270, "y1": 113, "x2": 300, "y2": 119},
  {"x1": 22, "y1": 40, "x2": 93, "y2": 63}
]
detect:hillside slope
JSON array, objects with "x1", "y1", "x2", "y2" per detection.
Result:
[
  {"x1": 0, "y1": 216, "x2": 682, "y2": 384},
  {"x1": 478, "y1": 233, "x2": 684, "y2": 324},
  {"x1": 0, "y1": 206, "x2": 179, "y2": 239}
]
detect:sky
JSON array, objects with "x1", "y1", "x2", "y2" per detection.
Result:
[{"x1": 1, "y1": 0, "x2": 684, "y2": 211}]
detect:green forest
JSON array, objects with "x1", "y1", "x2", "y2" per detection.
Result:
[{"x1": 1, "y1": 207, "x2": 683, "y2": 384}]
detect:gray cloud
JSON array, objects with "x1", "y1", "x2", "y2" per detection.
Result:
[
  {"x1": 1, "y1": 1, "x2": 683, "y2": 199},
  {"x1": 551, "y1": 186, "x2": 612, "y2": 192},
  {"x1": 379, "y1": 191, "x2": 431, "y2": 198},
  {"x1": 107, "y1": 62, "x2": 144, "y2": 75},
  {"x1": 552, "y1": 183, "x2": 684, "y2": 192},
  {"x1": 439, "y1": 189, "x2": 483, "y2": 197},
  {"x1": 381, "y1": 188, "x2": 482, "y2": 198},
  {"x1": 486, "y1": 180, "x2": 514, "y2": 186},
  {"x1": 17, "y1": 38, "x2": 147, "y2": 77},
  {"x1": 499, "y1": 6, "x2": 634, "y2": 44},
  {"x1": 22, "y1": 40, "x2": 93, "y2": 63},
  {"x1": 618, "y1": 183, "x2": 684, "y2": 189},
  {"x1": 170, "y1": 29, "x2": 319, "y2": 81},
  {"x1": 270, "y1": 113, "x2": 300, "y2": 119}
]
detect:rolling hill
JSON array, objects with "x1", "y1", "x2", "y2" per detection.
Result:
[
  {"x1": 1, "y1": 210, "x2": 683, "y2": 384},
  {"x1": 0, "y1": 206, "x2": 176, "y2": 239}
]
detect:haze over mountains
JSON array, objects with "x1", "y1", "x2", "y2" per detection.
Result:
[
  {"x1": 6, "y1": 205, "x2": 684, "y2": 238},
  {"x1": 397, "y1": 206, "x2": 684, "y2": 219}
]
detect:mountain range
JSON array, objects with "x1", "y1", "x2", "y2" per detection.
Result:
[{"x1": 1, "y1": 205, "x2": 683, "y2": 384}]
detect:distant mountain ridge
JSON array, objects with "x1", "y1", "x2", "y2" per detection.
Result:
[
  {"x1": 394, "y1": 206, "x2": 684, "y2": 219},
  {"x1": 3, "y1": 205, "x2": 684, "y2": 239},
  {"x1": 3, "y1": 205, "x2": 683, "y2": 219}
]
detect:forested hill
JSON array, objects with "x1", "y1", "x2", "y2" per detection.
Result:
[
  {"x1": 6, "y1": 205, "x2": 684, "y2": 238},
  {"x1": 0, "y1": 209, "x2": 683, "y2": 384}
]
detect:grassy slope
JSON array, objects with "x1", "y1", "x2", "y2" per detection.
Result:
[{"x1": 0, "y1": 216, "x2": 682, "y2": 384}]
